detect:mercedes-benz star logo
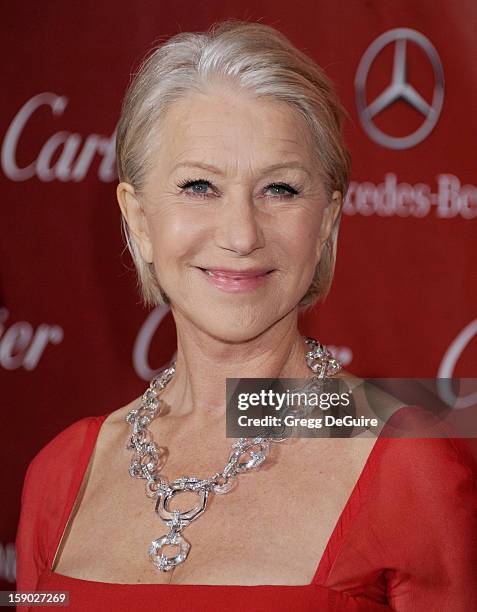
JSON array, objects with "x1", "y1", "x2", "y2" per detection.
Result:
[{"x1": 355, "y1": 28, "x2": 445, "y2": 149}]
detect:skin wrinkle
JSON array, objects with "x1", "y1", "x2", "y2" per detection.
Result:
[{"x1": 117, "y1": 87, "x2": 343, "y2": 431}]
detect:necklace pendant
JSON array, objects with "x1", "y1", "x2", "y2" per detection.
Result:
[
  {"x1": 148, "y1": 530, "x2": 191, "y2": 572},
  {"x1": 155, "y1": 477, "x2": 209, "y2": 528},
  {"x1": 150, "y1": 476, "x2": 209, "y2": 572}
]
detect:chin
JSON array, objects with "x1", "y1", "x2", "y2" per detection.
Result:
[{"x1": 194, "y1": 306, "x2": 280, "y2": 344}]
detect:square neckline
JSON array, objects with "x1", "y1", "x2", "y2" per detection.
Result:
[{"x1": 45, "y1": 410, "x2": 387, "y2": 588}]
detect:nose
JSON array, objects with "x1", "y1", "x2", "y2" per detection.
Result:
[{"x1": 215, "y1": 190, "x2": 264, "y2": 255}]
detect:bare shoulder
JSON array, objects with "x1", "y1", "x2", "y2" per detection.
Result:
[
  {"x1": 94, "y1": 396, "x2": 142, "y2": 451},
  {"x1": 104, "y1": 396, "x2": 140, "y2": 427}
]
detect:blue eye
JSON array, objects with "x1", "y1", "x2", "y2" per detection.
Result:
[
  {"x1": 265, "y1": 183, "x2": 299, "y2": 198},
  {"x1": 177, "y1": 178, "x2": 214, "y2": 197},
  {"x1": 177, "y1": 178, "x2": 300, "y2": 199}
]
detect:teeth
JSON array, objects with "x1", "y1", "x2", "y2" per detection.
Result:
[
  {"x1": 202, "y1": 269, "x2": 268, "y2": 279},
  {"x1": 204, "y1": 270, "x2": 242, "y2": 279}
]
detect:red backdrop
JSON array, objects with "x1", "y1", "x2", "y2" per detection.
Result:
[{"x1": 1, "y1": 0, "x2": 476, "y2": 588}]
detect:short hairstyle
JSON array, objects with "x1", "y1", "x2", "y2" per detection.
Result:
[{"x1": 116, "y1": 19, "x2": 351, "y2": 309}]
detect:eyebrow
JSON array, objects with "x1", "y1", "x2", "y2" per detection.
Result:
[{"x1": 171, "y1": 160, "x2": 311, "y2": 177}]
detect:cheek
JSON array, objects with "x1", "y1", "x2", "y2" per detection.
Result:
[
  {"x1": 149, "y1": 208, "x2": 207, "y2": 268},
  {"x1": 272, "y1": 211, "x2": 322, "y2": 263}
]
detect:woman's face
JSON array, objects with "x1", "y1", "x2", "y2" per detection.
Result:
[{"x1": 119, "y1": 87, "x2": 340, "y2": 342}]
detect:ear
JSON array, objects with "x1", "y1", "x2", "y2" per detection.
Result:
[
  {"x1": 116, "y1": 182, "x2": 154, "y2": 263},
  {"x1": 317, "y1": 191, "x2": 342, "y2": 256}
]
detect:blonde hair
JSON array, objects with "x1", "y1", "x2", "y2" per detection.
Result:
[{"x1": 116, "y1": 19, "x2": 351, "y2": 309}]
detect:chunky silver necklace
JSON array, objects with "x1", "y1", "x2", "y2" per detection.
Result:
[{"x1": 125, "y1": 336, "x2": 342, "y2": 572}]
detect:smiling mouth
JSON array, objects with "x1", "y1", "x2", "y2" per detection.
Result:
[{"x1": 196, "y1": 267, "x2": 275, "y2": 279}]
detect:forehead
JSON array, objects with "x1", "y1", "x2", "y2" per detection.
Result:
[{"x1": 154, "y1": 88, "x2": 314, "y2": 169}]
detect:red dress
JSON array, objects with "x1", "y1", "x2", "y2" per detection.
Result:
[{"x1": 15, "y1": 408, "x2": 477, "y2": 611}]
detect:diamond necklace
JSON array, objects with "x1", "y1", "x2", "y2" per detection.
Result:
[{"x1": 125, "y1": 336, "x2": 342, "y2": 572}]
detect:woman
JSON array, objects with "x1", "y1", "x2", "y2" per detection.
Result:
[{"x1": 16, "y1": 20, "x2": 477, "y2": 611}]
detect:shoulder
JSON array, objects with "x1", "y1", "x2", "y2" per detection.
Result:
[
  {"x1": 377, "y1": 405, "x2": 477, "y2": 481},
  {"x1": 21, "y1": 415, "x2": 104, "y2": 508},
  {"x1": 26, "y1": 416, "x2": 101, "y2": 477},
  {"x1": 371, "y1": 435, "x2": 477, "y2": 516},
  {"x1": 17, "y1": 403, "x2": 140, "y2": 573},
  {"x1": 26, "y1": 397, "x2": 140, "y2": 473},
  {"x1": 17, "y1": 415, "x2": 104, "y2": 572},
  {"x1": 359, "y1": 435, "x2": 477, "y2": 568},
  {"x1": 377, "y1": 435, "x2": 474, "y2": 472}
]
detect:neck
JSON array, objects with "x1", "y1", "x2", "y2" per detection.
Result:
[{"x1": 157, "y1": 310, "x2": 313, "y2": 427}]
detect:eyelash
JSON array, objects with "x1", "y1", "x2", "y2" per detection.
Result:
[{"x1": 176, "y1": 177, "x2": 300, "y2": 199}]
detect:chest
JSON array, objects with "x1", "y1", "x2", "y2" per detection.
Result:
[{"x1": 52, "y1": 437, "x2": 375, "y2": 585}]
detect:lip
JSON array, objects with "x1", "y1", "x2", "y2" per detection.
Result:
[
  {"x1": 195, "y1": 266, "x2": 275, "y2": 293},
  {"x1": 197, "y1": 267, "x2": 274, "y2": 278}
]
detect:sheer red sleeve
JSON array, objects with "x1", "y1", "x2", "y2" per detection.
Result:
[
  {"x1": 334, "y1": 435, "x2": 477, "y2": 610},
  {"x1": 385, "y1": 437, "x2": 477, "y2": 611},
  {"x1": 15, "y1": 417, "x2": 98, "y2": 593},
  {"x1": 319, "y1": 421, "x2": 477, "y2": 611}
]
